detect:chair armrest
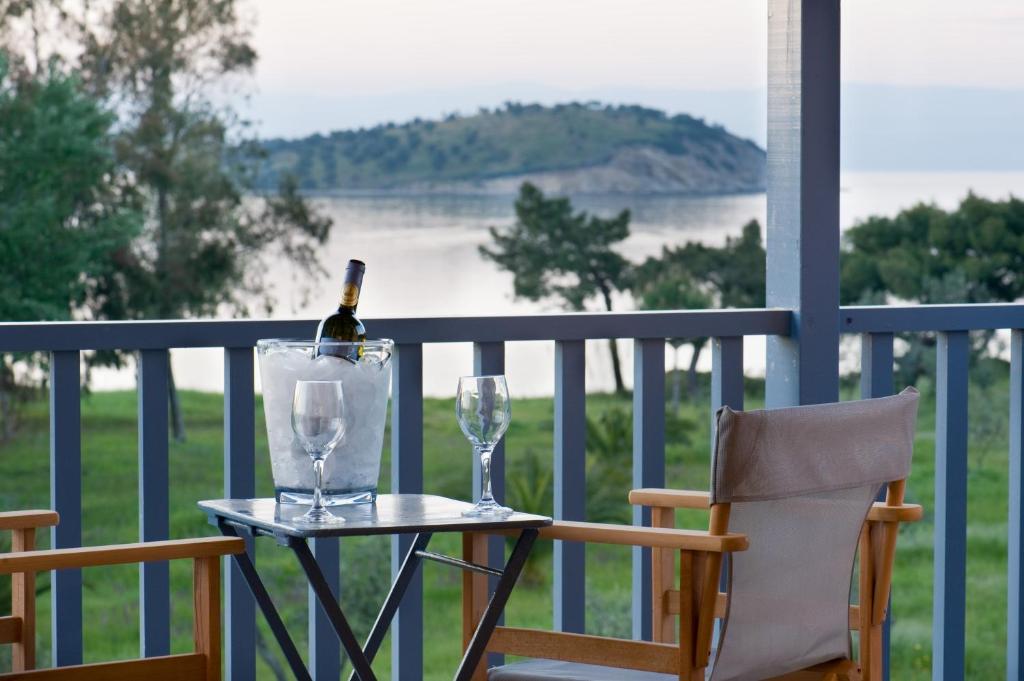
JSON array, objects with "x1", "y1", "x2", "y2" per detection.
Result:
[
  {"x1": 538, "y1": 520, "x2": 747, "y2": 552},
  {"x1": 867, "y1": 502, "x2": 924, "y2": 523},
  {"x1": 628, "y1": 489, "x2": 710, "y2": 509},
  {"x1": 0, "y1": 536, "x2": 244, "y2": 575},
  {"x1": 0, "y1": 510, "x2": 59, "y2": 531}
]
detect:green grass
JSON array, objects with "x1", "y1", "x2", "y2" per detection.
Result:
[{"x1": 0, "y1": 372, "x2": 1012, "y2": 679}]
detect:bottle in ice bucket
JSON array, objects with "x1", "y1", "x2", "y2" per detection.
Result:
[{"x1": 316, "y1": 259, "x2": 367, "y2": 361}]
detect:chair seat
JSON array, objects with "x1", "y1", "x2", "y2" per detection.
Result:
[{"x1": 488, "y1": 660, "x2": 677, "y2": 681}]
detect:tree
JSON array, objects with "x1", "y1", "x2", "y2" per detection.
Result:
[
  {"x1": 841, "y1": 194, "x2": 1024, "y2": 305},
  {"x1": 632, "y1": 262, "x2": 712, "y2": 410},
  {"x1": 0, "y1": 55, "x2": 141, "y2": 438},
  {"x1": 633, "y1": 220, "x2": 765, "y2": 402},
  {"x1": 841, "y1": 193, "x2": 1024, "y2": 383},
  {"x1": 76, "y1": 0, "x2": 333, "y2": 439},
  {"x1": 481, "y1": 182, "x2": 631, "y2": 393}
]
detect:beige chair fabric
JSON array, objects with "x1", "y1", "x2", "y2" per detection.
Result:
[
  {"x1": 708, "y1": 387, "x2": 919, "y2": 681},
  {"x1": 711, "y1": 387, "x2": 918, "y2": 504}
]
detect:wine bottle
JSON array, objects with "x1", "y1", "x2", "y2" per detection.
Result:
[{"x1": 315, "y1": 259, "x2": 367, "y2": 359}]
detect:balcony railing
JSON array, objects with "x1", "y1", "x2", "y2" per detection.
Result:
[{"x1": 1, "y1": 302, "x2": 1022, "y2": 680}]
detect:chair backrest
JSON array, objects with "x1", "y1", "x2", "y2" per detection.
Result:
[{"x1": 707, "y1": 387, "x2": 919, "y2": 681}]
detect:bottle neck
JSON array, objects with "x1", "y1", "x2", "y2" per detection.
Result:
[
  {"x1": 338, "y1": 261, "x2": 364, "y2": 312},
  {"x1": 338, "y1": 285, "x2": 360, "y2": 312}
]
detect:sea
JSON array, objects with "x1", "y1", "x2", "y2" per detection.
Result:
[{"x1": 90, "y1": 171, "x2": 1024, "y2": 397}]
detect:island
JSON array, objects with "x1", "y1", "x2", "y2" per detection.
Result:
[{"x1": 256, "y1": 102, "x2": 766, "y2": 196}]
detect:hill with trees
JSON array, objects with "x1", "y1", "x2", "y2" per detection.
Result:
[{"x1": 257, "y1": 102, "x2": 766, "y2": 195}]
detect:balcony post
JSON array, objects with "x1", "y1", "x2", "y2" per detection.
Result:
[
  {"x1": 49, "y1": 350, "x2": 82, "y2": 666},
  {"x1": 474, "y1": 341, "x2": 507, "y2": 668},
  {"x1": 554, "y1": 340, "x2": 586, "y2": 634},
  {"x1": 391, "y1": 343, "x2": 424, "y2": 681},
  {"x1": 138, "y1": 349, "x2": 171, "y2": 658},
  {"x1": 224, "y1": 347, "x2": 257, "y2": 681},
  {"x1": 765, "y1": 0, "x2": 841, "y2": 407},
  {"x1": 632, "y1": 338, "x2": 665, "y2": 641},
  {"x1": 934, "y1": 331, "x2": 969, "y2": 681},
  {"x1": 1011, "y1": 329, "x2": 1024, "y2": 681}
]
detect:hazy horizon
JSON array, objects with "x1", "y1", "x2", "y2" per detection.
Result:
[{"x1": 241, "y1": 0, "x2": 1024, "y2": 171}]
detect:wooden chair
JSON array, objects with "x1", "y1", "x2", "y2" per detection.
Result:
[
  {"x1": 0, "y1": 510, "x2": 244, "y2": 680},
  {"x1": 463, "y1": 388, "x2": 923, "y2": 681}
]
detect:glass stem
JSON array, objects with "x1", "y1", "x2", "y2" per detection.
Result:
[
  {"x1": 312, "y1": 457, "x2": 325, "y2": 511},
  {"x1": 479, "y1": 446, "x2": 494, "y2": 504}
]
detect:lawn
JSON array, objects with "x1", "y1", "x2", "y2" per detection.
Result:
[{"x1": 0, "y1": 370, "x2": 1012, "y2": 679}]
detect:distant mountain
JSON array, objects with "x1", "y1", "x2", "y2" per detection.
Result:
[
  {"x1": 256, "y1": 102, "x2": 766, "y2": 195},
  {"x1": 251, "y1": 84, "x2": 1024, "y2": 171}
]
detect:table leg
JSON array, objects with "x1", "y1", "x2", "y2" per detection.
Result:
[
  {"x1": 455, "y1": 529, "x2": 538, "y2": 681},
  {"x1": 291, "y1": 537, "x2": 378, "y2": 681},
  {"x1": 217, "y1": 522, "x2": 312, "y2": 681},
  {"x1": 346, "y1": 532, "x2": 432, "y2": 681}
]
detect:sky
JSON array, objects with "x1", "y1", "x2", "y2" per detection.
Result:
[{"x1": 241, "y1": 1, "x2": 1024, "y2": 168}]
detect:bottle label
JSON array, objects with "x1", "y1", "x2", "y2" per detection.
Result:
[{"x1": 341, "y1": 283, "x2": 360, "y2": 307}]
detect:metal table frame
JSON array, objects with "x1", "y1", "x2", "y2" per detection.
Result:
[{"x1": 203, "y1": 498, "x2": 543, "y2": 681}]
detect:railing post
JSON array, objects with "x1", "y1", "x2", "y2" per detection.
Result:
[
  {"x1": 474, "y1": 341, "x2": 507, "y2": 666},
  {"x1": 309, "y1": 538, "x2": 340, "y2": 680},
  {"x1": 1010, "y1": 330, "x2": 1024, "y2": 681},
  {"x1": 50, "y1": 350, "x2": 82, "y2": 666},
  {"x1": 224, "y1": 347, "x2": 256, "y2": 680},
  {"x1": 765, "y1": 0, "x2": 841, "y2": 408},
  {"x1": 632, "y1": 338, "x2": 665, "y2": 641},
  {"x1": 861, "y1": 332, "x2": 895, "y2": 681},
  {"x1": 392, "y1": 343, "x2": 424, "y2": 681},
  {"x1": 860, "y1": 333, "x2": 894, "y2": 400},
  {"x1": 138, "y1": 349, "x2": 171, "y2": 658},
  {"x1": 934, "y1": 331, "x2": 968, "y2": 681},
  {"x1": 711, "y1": 336, "x2": 744, "y2": 422},
  {"x1": 554, "y1": 340, "x2": 586, "y2": 634}
]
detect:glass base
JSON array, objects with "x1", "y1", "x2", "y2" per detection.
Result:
[
  {"x1": 462, "y1": 498, "x2": 513, "y2": 517},
  {"x1": 296, "y1": 506, "x2": 346, "y2": 525},
  {"x1": 276, "y1": 487, "x2": 376, "y2": 506}
]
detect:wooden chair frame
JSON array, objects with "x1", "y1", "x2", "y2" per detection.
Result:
[
  {"x1": 0, "y1": 510, "x2": 244, "y2": 681},
  {"x1": 461, "y1": 481, "x2": 922, "y2": 681}
]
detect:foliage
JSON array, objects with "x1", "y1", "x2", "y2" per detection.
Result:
[
  {"x1": 0, "y1": 55, "x2": 140, "y2": 438},
  {"x1": 841, "y1": 195, "x2": 1024, "y2": 380},
  {"x1": 585, "y1": 405, "x2": 693, "y2": 524},
  {"x1": 632, "y1": 220, "x2": 766, "y2": 403},
  {"x1": 840, "y1": 193, "x2": 1024, "y2": 306},
  {"x1": 257, "y1": 101, "x2": 765, "y2": 191},
  {"x1": 78, "y1": 0, "x2": 332, "y2": 325},
  {"x1": 0, "y1": 0, "x2": 334, "y2": 438},
  {"x1": 507, "y1": 447, "x2": 554, "y2": 583},
  {"x1": 480, "y1": 182, "x2": 631, "y2": 392}
]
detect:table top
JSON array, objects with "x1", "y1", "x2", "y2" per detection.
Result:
[{"x1": 198, "y1": 494, "x2": 552, "y2": 539}]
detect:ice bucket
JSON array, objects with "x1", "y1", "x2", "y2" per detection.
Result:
[{"x1": 257, "y1": 338, "x2": 393, "y2": 505}]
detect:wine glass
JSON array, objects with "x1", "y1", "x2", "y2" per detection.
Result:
[
  {"x1": 291, "y1": 380, "x2": 347, "y2": 524},
  {"x1": 456, "y1": 375, "x2": 512, "y2": 516}
]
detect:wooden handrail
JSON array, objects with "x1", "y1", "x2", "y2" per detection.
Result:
[
  {"x1": 0, "y1": 537, "x2": 244, "y2": 575},
  {"x1": 0, "y1": 616, "x2": 22, "y2": 644},
  {"x1": 867, "y1": 502, "x2": 923, "y2": 523},
  {"x1": 487, "y1": 627, "x2": 678, "y2": 674},
  {"x1": 629, "y1": 489, "x2": 924, "y2": 525},
  {"x1": 538, "y1": 521, "x2": 748, "y2": 552},
  {"x1": 0, "y1": 511, "x2": 59, "y2": 531},
  {"x1": 629, "y1": 488, "x2": 711, "y2": 509},
  {"x1": 0, "y1": 652, "x2": 204, "y2": 680}
]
